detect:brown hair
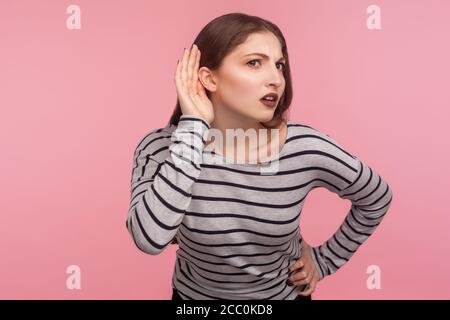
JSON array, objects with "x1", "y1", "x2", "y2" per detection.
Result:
[{"x1": 167, "y1": 12, "x2": 293, "y2": 129}]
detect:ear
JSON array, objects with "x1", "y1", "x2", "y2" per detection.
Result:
[{"x1": 198, "y1": 66, "x2": 217, "y2": 93}]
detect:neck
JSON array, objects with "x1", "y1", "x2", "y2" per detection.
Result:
[{"x1": 205, "y1": 104, "x2": 285, "y2": 164}]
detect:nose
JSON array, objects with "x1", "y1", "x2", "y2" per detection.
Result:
[{"x1": 266, "y1": 65, "x2": 283, "y2": 88}]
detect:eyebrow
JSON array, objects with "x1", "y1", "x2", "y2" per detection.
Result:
[{"x1": 243, "y1": 53, "x2": 286, "y2": 62}]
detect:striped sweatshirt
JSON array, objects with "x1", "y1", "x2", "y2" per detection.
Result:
[{"x1": 125, "y1": 114, "x2": 393, "y2": 300}]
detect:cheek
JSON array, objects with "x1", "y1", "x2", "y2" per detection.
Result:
[{"x1": 219, "y1": 69, "x2": 259, "y2": 105}]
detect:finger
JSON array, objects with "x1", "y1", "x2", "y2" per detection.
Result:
[
  {"x1": 196, "y1": 75, "x2": 205, "y2": 97},
  {"x1": 298, "y1": 273, "x2": 319, "y2": 296},
  {"x1": 175, "y1": 57, "x2": 179, "y2": 78},
  {"x1": 187, "y1": 45, "x2": 197, "y2": 96},
  {"x1": 293, "y1": 273, "x2": 313, "y2": 286},
  {"x1": 298, "y1": 287, "x2": 313, "y2": 296},
  {"x1": 192, "y1": 45, "x2": 201, "y2": 95},
  {"x1": 289, "y1": 259, "x2": 304, "y2": 272},
  {"x1": 290, "y1": 269, "x2": 307, "y2": 282},
  {"x1": 181, "y1": 47, "x2": 189, "y2": 88},
  {"x1": 309, "y1": 277, "x2": 318, "y2": 292},
  {"x1": 298, "y1": 278, "x2": 317, "y2": 296},
  {"x1": 175, "y1": 56, "x2": 183, "y2": 94},
  {"x1": 290, "y1": 268, "x2": 312, "y2": 283},
  {"x1": 189, "y1": 45, "x2": 199, "y2": 96}
]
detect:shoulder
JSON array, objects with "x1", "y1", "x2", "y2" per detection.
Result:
[
  {"x1": 287, "y1": 119, "x2": 362, "y2": 191},
  {"x1": 286, "y1": 118, "x2": 358, "y2": 163},
  {"x1": 133, "y1": 123, "x2": 177, "y2": 159},
  {"x1": 287, "y1": 119, "x2": 336, "y2": 141}
]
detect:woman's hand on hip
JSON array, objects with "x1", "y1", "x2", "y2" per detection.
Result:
[{"x1": 287, "y1": 240, "x2": 321, "y2": 296}]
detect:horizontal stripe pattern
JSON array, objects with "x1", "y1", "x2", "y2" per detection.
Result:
[{"x1": 126, "y1": 114, "x2": 393, "y2": 300}]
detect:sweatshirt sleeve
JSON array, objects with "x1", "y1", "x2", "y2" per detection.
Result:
[
  {"x1": 306, "y1": 128, "x2": 394, "y2": 280},
  {"x1": 125, "y1": 114, "x2": 211, "y2": 255}
]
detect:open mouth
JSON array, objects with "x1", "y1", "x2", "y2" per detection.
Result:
[
  {"x1": 260, "y1": 92, "x2": 278, "y2": 108},
  {"x1": 260, "y1": 98, "x2": 277, "y2": 107}
]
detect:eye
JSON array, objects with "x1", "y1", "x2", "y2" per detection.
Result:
[
  {"x1": 247, "y1": 59, "x2": 261, "y2": 66},
  {"x1": 247, "y1": 59, "x2": 286, "y2": 71},
  {"x1": 277, "y1": 62, "x2": 286, "y2": 71}
]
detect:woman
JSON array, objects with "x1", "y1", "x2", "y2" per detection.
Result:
[{"x1": 126, "y1": 13, "x2": 393, "y2": 300}]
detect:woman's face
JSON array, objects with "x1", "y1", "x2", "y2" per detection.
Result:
[{"x1": 208, "y1": 32, "x2": 286, "y2": 123}]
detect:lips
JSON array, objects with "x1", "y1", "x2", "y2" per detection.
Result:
[
  {"x1": 260, "y1": 92, "x2": 278, "y2": 107},
  {"x1": 261, "y1": 92, "x2": 279, "y2": 101},
  {"x1": 260, "y1": 98, "x2": 277, "y2": 107}
]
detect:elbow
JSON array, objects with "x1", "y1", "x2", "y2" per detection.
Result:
[
  {"x1": 389, "y1": 184, "x2": 394, "y2": 201},
  {"x1": 133, "y1": 239, "x2": 164, "y2": 255},
  {"x1": 376, "y1": 183, "x2": 394, "y2": 218},
  {"x1": 357, "y1": 182, "x2": 393, "y2": 220},
  {"x1": 126, "y1": 215, "x2": 166, "y2": 256},
  {"x1": 385, "y1": 183, "x2": 394, "y2": 208},
  {"x1": 129, "y1": 229, "x2": 165, "y2": 255}
]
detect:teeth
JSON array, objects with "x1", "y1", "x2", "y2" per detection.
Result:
[{"x1": 263, "y1": 96, "x2": 275, "y2": 101}]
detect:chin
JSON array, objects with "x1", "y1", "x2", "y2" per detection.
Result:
[
  {"x1": 235, "y1": 107, "x2": 275, "y2": 124},
  {"x1": 254, "y1": 111, "x2": 276, "y2": 123}
]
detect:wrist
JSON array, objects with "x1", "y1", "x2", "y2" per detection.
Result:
[{"x1": 300, "y1": 238, "x2": 310, "y2": 249}]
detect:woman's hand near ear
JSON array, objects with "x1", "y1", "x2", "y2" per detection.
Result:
[{"x1": 175, "y1": 44, "x2": 214, "y2": 125}]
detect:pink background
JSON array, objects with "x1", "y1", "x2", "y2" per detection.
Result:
[{"x1": 1, "y1": 0, "x2": 449, "y2": 299}]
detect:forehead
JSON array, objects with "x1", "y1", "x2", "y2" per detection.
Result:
[{"x1": 228, "y1": 32, "x2": 284, "y2": 59}]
